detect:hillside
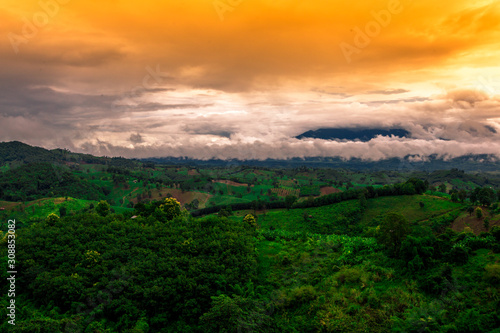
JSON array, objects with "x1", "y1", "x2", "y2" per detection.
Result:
[
  {"x1": 0, "y1": 162, "x2": 104, "y2": 201},
  {"x1": 0, "y1": 141, "x2": 57, "y2": 165},
  {"x1": 0, "y1": 142, "x2": 499, "y2": 332},
  {"x1": 0, "y1": 141, "x2": 140, "y2": 168}
]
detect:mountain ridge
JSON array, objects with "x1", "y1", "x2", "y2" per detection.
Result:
[{"x1": 295, "y1": 128, "x2": 410, "y2": 141}]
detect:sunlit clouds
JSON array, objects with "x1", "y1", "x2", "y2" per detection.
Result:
[{"x1": 1, "y1": 0, "x2": 500, "y2": 159}]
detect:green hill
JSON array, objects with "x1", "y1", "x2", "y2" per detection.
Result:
[
  {"x1": 0, "y1": 141, "x2": 140, "y2": 168},
  {"x1": 0, "y1": 162, "x2": 104, "y2": 201}
]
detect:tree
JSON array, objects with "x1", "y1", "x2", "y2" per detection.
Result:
[
  {"x1": 377, "y1": 213, "x2": 410, "y2": 255},
  {"x1": 157, "y1": 197, "x2": 182, "y2": 221},
  {"x1": 478, "y1": 187, "x2": 495, "y2": 206},
  {"x1": 96, "y1": 200, "x2": 110, "y2": 217},
  {"x1": 466, "y1": 206, "x2": 474, "y2": 216},
  {"x1": 243, "y1": 214, "x2": 257, "y2": 228},
  {"x1": 186, "y1": 198, "x2": 199, "y2": 210},
  {"x1": 439, "y1": 184, "x2": 447, "y2": 193},
  {"x1": 458, "y1": 190, "x2": 467, "y2": 203},
  {"x1": 359, "y1": 194, "x2": 368, "y2": 209},
  {"x1": 419, "y1": 201, "x2": 425, "y2": 209},
  {"x1": 483, "y1": 218, "x2": 490, "y2": 231},
  {"x1": 219, "y1": 208, "x2": 231, "y2": 218},
  {"x1": 285, "y1": 195, "x2": 297, "y2": 210},
  {"x1": 476, "y1": 207, "x2": 483, "y2": 219},
  {"x1": 490, "y1": 226, "x2": 500, "y2": 242},
  {"x1": 59, "y1": 206, "x2": 67, "y2": 217},
  {"x1": 46, "y1": 213, "x2": 59, "y2": 226},
  {"x1": 405, "y1": 178, "x2": 427, "y2": 194},
  {"x1": 470, "y1": 188, "x2": 480, "y2": 205}
]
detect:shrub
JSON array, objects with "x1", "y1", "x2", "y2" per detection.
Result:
[
  {"x1": 476, "y1": 207, "x2": 483, "y2": 219},
  {"x1": 483, "y1": 264, "x2": 500, "y2": 285},
  {"x1": 243, "y1": 214, "x2": 257, "y2": 228},
  {"x1": 448, "y1": 243, "x2": 469, "y2": 265},
  {"x1": 96, "y1": 200, "x2": 110, "y2": 217}
]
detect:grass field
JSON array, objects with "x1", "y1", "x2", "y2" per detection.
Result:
[
  {"x1": 0, "y1": 197, "x2": 132, "y2": 230},
  {"x1": 227, "y1": 195, "x2": 465, "y2": 236},
  {"x1": 132, "y1": 187, "x2": 213, "y2": 208},
  {"x1": 359, "y1": 194, "x2": 463, "y2": 225}
]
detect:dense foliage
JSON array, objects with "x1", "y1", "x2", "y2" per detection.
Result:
[
  {"x1": 1, "y1": 145, "x2": 500, "y2": 332},
  {"x1": 0, "y1": 163, "x2": 104, "y2": 201},
  {"x1": 1, "y1": 213, "x2": 257, "y2": 332}
]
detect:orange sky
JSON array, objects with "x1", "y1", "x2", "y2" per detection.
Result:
[{"x1": 1, "y1": 0, "x2": 500, "y2": 159}]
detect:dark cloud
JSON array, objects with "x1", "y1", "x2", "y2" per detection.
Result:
[
  {"x1": 182, "y1": 123, "x2": 237, "y2": 138},
  {"x1": 485, "y1": 125, "x2": 497, "y2": 133},
  {"x1": 129, "y1": 133, "x2": 144, "y2": 144},
  {"x1": 0, "y1": 86, "x2": 120, "y2": 128}
]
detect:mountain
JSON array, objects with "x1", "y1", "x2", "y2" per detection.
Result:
[
  {"x1": 0, "y1": 141, "x2": 140, "y2": 168},
  {"x1": 2, "y1": 141, "x2": 500, "y2": 172},
  {"x1": 144, "y1": 155, "x2": 500, "y2": 172},
  {"x1": 0, "y1": 141, "x2": 58, "y2": 165},
  {"x1": 295, "y1": 128, "x2": 410, "y2": 141}
]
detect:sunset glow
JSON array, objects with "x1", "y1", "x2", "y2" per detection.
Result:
[{"x1": 2, "y1": 0, "x2": 500, "y2": 159}]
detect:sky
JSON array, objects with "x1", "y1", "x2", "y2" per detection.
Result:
[{"x1": 1, "y1": 0, "x2": 500, "y2": 160}]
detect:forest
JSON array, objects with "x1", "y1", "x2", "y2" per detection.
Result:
[{"x1": 0, "y1": 142, "x2": 499, "y2": 332}]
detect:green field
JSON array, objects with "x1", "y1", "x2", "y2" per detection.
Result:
[
  {"x1": 360, "y1": 194, "x2": 463, "y2": 225},
  {"x1": 1, "y1": 144, "x2": 500, "y2": 332}
]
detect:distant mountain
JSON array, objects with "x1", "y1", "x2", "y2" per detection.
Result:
[
  {"x1": 295, "y1": 128, "x2": 410, "y2": 141},
  {"x1": 144, "y1": 154, "x2": 500, "y2": 172},
  {"x1": 2, "y1": 141, "x2": 500, "y2": 173},
  {"x1": 0, "y1": 141, "x2": 140, "y2": 168}
]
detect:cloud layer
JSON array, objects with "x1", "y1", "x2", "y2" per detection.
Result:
[{"x1": 1, "y1": 0, "x2": 500, "y2": 160}]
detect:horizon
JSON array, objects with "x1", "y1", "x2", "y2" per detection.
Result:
[{"x1": 2, "y1": 0, "x2": 500, "y2": 160}]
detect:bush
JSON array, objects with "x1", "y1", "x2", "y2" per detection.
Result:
[
  {"x1": 448, "y1": 243, "x2": 469, "y2": 265},
  {"x1": 243, "y1": 214, "x2": 257, "y2": 228},
  {"x1": 458, "y1": 234, "x2": 496, "y2": 251},
  {"x1": 96, "y1": 200, "x2": 110, "y2": 217},
  {"x1": 287, "y1": 285, "x2": 317, "y2": 306},
  {"x1": 376, "y1": 213, "x2": 410, "y2": 255},
  {"x1": 155, "y1": 198, "x2": 182, "y2": 221},
  {"x1": 476, "y1": 207, "x2": 483, "y2": 219},
  {"x1": 483, "y1": 264, "x2": 500, "y2": 285},
  {"x1": 490, "y1": 226, "x2": 500, "y2": 243}
]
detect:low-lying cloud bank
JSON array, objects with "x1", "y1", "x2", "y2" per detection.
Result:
[
  {"x1": 74, "y1": 136, "x2": 500, "y2": 161},
  {"x1": 1, "y1": 82, "x2": 499, "y2": 161}
]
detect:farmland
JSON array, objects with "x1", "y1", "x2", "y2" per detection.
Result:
[{"x1": 1, "y1": 142, "x2": 500, "y2": 332}]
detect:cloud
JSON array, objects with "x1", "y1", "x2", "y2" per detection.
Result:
[
  {"x1": 129, "y1": 133, "x2": 144, "y2": 144},
  {"x1": 367, "y1": 89, "x2": 410, "y2": 95},
  {"x1": 311, "y1": 87, "x2": 352, "y2": 98},
  {"x1": 446, "y1": 89, "x2": 489, "y2": 106},
  {"x1": 2, "y1": 1, "x2": 500, "y2": 161},
  {"x1": 74, "y1": 136, "x2": 500, "y2": 161},
  {"x1": 182, "y1": 122, "x2": 236, "y2": 138}
]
